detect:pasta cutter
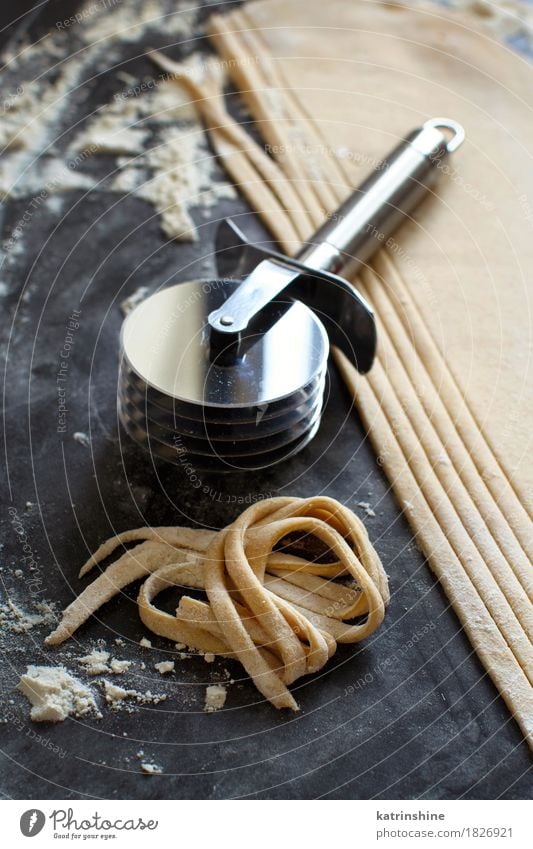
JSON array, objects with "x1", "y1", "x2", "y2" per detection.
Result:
[{"x1": 118, "y1": 118, "x2": 464, "y2": 472}]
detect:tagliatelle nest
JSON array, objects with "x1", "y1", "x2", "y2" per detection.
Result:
[{"x1": 46, "y1": 497, "x2": 389, "y2": 710}]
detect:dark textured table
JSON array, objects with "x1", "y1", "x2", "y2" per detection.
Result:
[{"x1": 0, "y1": 0, "x2": 531, "y2": 800}]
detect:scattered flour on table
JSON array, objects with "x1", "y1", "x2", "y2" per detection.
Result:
[
  {"x1": 17, "y1": 665, "x2": 101, "y2": 722},
  {"x1": 78, "y1": 649, "x2": 131, "y2": 675},
  {"x1": 0, "y1": 0, "x2": 208, "y2": 214},
  {"x1": 0, "y1": 0, "x2": 530, "y2": 204},
  {"x1": 45, "y1": 194, "x2": 65, "y2": 215},
  {"x1": 204, "y1": 684, "x2": 227, "y2": 713},
  {"x1": 16, "y1": 0, "x2": 524, "y2": 249},
  {"x1": 73, "y1": 104, "x2": 150, "y2": 156},
  {"x1": 81, "y1": 0, "x2": 198, "y2": 45},
  {"x1": 134, "y1": 123, "x2": 237, "y2": 241},
  {"x1": 72, "y1": 75, "x2": 196, "y2": 158},
  {"x1": 109, "y1": 658, "x2": 132, "y2": 674}
]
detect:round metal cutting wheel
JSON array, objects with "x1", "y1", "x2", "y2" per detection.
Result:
[{"x1": 118, "y1": 280, "x2": 329, "y2": 471}]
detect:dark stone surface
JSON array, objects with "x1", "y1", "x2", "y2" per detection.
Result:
[{"x1": 0, "y1": 0, "x2": 531, "y2": 801}]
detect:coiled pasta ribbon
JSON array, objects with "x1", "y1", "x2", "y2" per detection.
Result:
[{"x1": 46, "y1": 496, "x2": 389, "y2": 709}]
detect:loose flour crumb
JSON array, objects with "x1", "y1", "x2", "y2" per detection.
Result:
[
  {"x1": 0, "y1": 599, "x2": 56, "y2": 634},
  {"x1": 154, "y1": 661, "x2": 174, "y2": 674},
  {"x1": 141, "y1": 761, "x2": 163, "y2": 775},
  {"x1": 357, "y1": 501, "x2": 376, "y2": 518},
  {"x1": 203, "y1": 653, "x2": 215, "y2": 663},
  {"x1": 204, "y1": 684, "x2": 227, "y2": 713},
  {"x1": 17, "y1": 665, "x2": 101, "y2": 722},
  {"x1": 102, "y1": 681, "x2": 130, "y2": 703}
]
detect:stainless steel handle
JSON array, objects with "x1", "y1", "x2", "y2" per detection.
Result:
[{"x1": 296, "y1": 118, "x2": 465, "y2": 278}]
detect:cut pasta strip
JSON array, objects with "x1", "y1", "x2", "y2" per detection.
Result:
[{"x1": 195, "y1": 1, "x2": 533, "y2": 744}]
